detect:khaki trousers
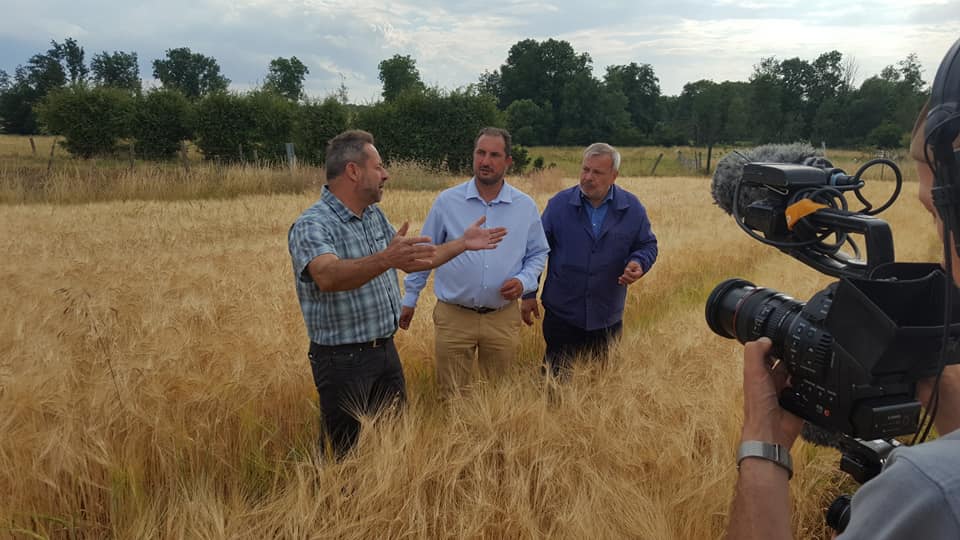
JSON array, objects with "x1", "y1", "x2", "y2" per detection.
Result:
[{"x1": 432, "y1": 301, "x2": 520, "y2": 394}]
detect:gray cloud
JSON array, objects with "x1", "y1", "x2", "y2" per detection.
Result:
[{"x1": 1, "y1": 0, "x2": 957, "y2": 99}]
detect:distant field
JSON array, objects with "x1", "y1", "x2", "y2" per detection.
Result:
[
  {"x1": 0, "y1": 135, "x2": 913, "y2": 207},
  {"x1": 0, "y1": 134, "x2": 935, "y2": 538}
]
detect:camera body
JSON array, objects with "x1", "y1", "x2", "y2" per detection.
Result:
[
  {"x1": 709, "y1": 157, "x2": 960, "y2": 441},
  {"x1": 707, "y1": 263, "x2": 960, "y2": 439}
]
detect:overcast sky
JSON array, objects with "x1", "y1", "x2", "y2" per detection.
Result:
[{"x1": 1, "y1": 0, "x2": 958, "y2": 102}]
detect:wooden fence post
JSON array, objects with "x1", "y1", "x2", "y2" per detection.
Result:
[
  {"x1": 46, "y1": 137, "x2": 57, "y2": 174},
  {"x1": 180, "y1": 141, "x2": 190, "y2": 174},
  {"x1": 649, "y1": 153, "x2": 663, "y2": 176},
  {"x1": 29, "y1": 137, "x2": 37, "y2": 155},
  {"x1": 286, "y1": 143, "x2": 296, "y2": 171}
]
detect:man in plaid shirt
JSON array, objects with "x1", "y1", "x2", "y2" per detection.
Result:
[{"x1": 289, "y1": 130, "x2": 506, "y2": 457}]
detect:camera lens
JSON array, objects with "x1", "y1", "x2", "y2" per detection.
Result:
[
  {"x1": 705, "y1": 278, "x2": 803, "y2": 345},
  {"x1": 826, "y1": 494, "x2": 852, "y2": 533}
]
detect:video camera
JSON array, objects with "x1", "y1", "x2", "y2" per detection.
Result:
[
  {"x1": 706, "y1": 152, "x2": 960, "y2": 480},
  {"x1": 707, "y1": 37, "x2": 960, "y2": 534}
]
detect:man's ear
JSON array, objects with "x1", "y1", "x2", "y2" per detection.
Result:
[{"x1": 345, "y1": 161, "x2": 359, "y2": 181}]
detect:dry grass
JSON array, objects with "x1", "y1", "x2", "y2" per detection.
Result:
[{"x1": 0, "y1": 151, "x2": 940, "y2": 538}]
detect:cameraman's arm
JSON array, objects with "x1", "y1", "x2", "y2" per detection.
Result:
[
  {"x1": 918, "y1": 364, "x2": 960, "y2": 436},
  {"x1": 726, "y1": 339, "x2": 804, "y2": 540}
]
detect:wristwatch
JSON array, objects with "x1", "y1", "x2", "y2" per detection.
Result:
[{"x1": 737, "y1": 440, "x2": 793, "y2": 479}]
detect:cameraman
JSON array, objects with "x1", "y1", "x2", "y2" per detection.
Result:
[{"x1": 725, "y1": 103, "x2": 960, "y2": 539}]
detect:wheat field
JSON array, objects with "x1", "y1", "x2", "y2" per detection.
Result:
[{"x1": 0, "y1": 150, "x2": 938, "y2": 538}]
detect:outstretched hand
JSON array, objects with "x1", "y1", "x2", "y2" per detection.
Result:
[
  {"x1": 384, "y1": 221, "x2": 436, "y2": 273},
  {"x1": 463, "y1": 216, "x2": 507, "y2": 251}
]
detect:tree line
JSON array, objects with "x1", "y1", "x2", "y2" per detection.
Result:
[{"x1": 0, "y1": 37, "x2": 930, "y2": 169}]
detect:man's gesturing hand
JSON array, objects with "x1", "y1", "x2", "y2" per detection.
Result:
[
  {"x1": 399, "y1": 305, "x2": 415, "y2": 330},
  {"x1": 521, "y1": 298, "x2": 540, "y2": 326},
  {"x1": 463, "y1": 216, "x2": 507, "y2": 251},
  {"x1": 618, "y1": 260, "x2": 644, "y2": 286},
  {"x1": 383, "y1": 221, "x2": 436, "y2": 273},
  {"x1": 500, "y1": 278, "x2": 523, "y2": 301}
]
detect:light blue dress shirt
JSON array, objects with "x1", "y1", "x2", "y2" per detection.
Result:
[{"x1": 403, "y1": 179, "x2": 549, "y2": 310}]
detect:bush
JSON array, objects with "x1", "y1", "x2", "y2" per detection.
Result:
[
  {"x1": 132, "y1": 89, "x2": 193, "y2": 159},
  {"x1": 194, "y1": 92, "x2": 255, "y2": 162},
  {"x1": 294, "y1": 97, "x2": 349, "y2": 165},
  {"x1": 868, "y1": 122, "x2": 904, "y2": 149},
  {"x1": 248, "y1": 90, "x2": 297, "y2": 162},
  {"x1": 356, "y1": 88, "x2": 501, "y2": 173},
  {"x1": 37, "y1": 85, "x2": 134, "y2": 158},
  {"x1": 510, "y1": 144, "x2": 530, "y2": 174}
]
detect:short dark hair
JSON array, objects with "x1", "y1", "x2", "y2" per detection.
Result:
[
  {"x1": 326, "y1": 130, "x2": 375, "y2": 181},
  {"x1": 474, "y1": 127, "x2": 512, "y2": 158}
]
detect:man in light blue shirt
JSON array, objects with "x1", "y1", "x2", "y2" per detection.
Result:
[{"x1": 400, "y1": 127, "x2": 549, "y2": 394}]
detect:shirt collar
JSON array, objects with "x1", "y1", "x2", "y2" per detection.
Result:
[
  {"x1": 322, "y1": 185, "x2": 362, "y2": 222},
  {"x1": 578, "y1": 184, "x2": 616, "y2": 207},
  {"x1": 466, "y1": 177, "x2": 513, "y2": 204}
]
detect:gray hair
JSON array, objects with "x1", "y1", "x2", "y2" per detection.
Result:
[{"x1": 583, "y1": 142, "x2": 621, "y2": 172}]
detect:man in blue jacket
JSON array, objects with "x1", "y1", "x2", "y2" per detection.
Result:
[{"x1": 522, "y1": 143, "x2": 658, "y2": 378}]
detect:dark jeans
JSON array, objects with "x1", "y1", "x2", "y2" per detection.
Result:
[
  {"x1": 542, "y1": 309, "x2": 622, "y2": 379},
  {"x1": 308, "y1": 338, "x2": 406, "y2": 458}
]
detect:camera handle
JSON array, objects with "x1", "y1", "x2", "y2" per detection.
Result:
[
  {"x1": 789, "y1": 209, "x2": 894, "y2": 279},
  {"x1": 826, "y1": 436, "x2": 902, "y2": 535}
]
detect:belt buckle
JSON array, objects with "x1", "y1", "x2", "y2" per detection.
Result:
[{"x1": 370, "y1": 337, "x2": 387, "y2": 348}]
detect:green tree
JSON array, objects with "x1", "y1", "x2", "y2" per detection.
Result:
[
  {"x1": 603, "y1": 62, "x2": 661, "y2": 136},
  {"x1": 357, "y1": 88, "x2": 500, "y2": 173},
  {"x1": 264, "y1": 56, "x2": 309, "y2": 101},
  {"x1": 476, "y1": 70, "x2": 501, "y2": 99},
  {"x1": 896, "y1": 53, "x2": 925, "y2": 93},
  {"x1": 497, "y1": 38, "x2": 592, "y2": 142},
  {"x1": 868, "y1": 122, "x2": 903, "y2": 148},
  {"x1": 91, "y1": 51, "x2": 141, "y2": 93},
  {"x1": 37, "y1": 86, "x2": 134, "y2": 157},
  {"x1": 153, "y1": 48, "x2": 230, "y2": 100},
  {"x1": 378, "y1": 54, "x2": 425, "y2": 101},
  {"x1": 505, "y1": 99, "x2": 552, "y2": 146},
  {"x1": 132, "y1": 89, "x2": 193, "y2": 159},
  {"x1": 247, "y1": 90, "x2": 298, "y2": 160},
  {"x1": 194, "y1": 92, "x2": 254, "y2": 162},
  {"x1": 748, "y1": 61, "x2": 784, "y2": 143},
  {"x1": 50, "y1": 38, "x2": 87, "y2": 85},
  {"x1": 556, "y1": 72, "x2": 630, "y2": 145},
  {"x1": 294, "y1": 97, "x2": 349, "y2": 164},
  {"x1": 0, "y1": 50, "x2": 67, "y2": 134}
]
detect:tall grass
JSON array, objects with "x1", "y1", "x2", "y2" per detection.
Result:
[{"x1": 0, "y1": 141, "x2": 939, "y2": 538}]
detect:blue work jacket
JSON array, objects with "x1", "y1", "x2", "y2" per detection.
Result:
[{"x1": 533, "y1": 185, "x2": 658, "y2": 331}]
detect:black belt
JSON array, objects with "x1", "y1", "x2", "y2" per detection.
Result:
[
  {"x1": 455, "y1": 304, "x2": 500, "y2": 314},
  {"x1": 310, "y1": 336, "x2": 393, "y2": 352}
]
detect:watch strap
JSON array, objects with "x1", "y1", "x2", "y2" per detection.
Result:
[{"x1": 737, "y1": 440, "x2": 793, "y2": 479}]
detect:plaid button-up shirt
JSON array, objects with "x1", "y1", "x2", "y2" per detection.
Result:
[{"x1": 288, "y1": 187, "x2": 401, "y2": 345}]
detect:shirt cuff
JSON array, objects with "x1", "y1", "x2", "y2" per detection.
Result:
[{"x1": 402, "y1": 291, "x2": 420, "y2": 308}]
